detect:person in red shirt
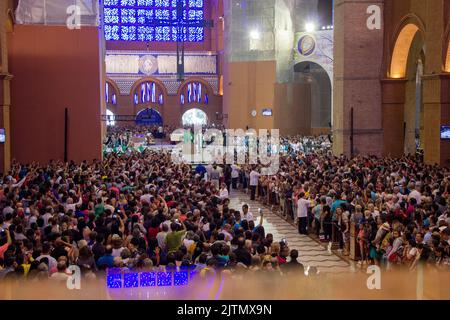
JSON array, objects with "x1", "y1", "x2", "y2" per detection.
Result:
[{"x1": 0, "y1": 229, "x2": 12, "y2": 260}]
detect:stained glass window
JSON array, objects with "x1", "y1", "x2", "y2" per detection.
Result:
[
  {"x1": 103, "y1": 0, "x2": 205, "y2": 42},
  {"x1": 135, "y1": 81, "x2": 164, "y2": 106}
]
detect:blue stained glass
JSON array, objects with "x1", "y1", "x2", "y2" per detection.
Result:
[
  {"x1": 104, "y1": 8, "x2": 119, "y2": 23},
  {"x1": 137, "y1": 0, "x2": 153, "y2": 5},
  {"x1": 187, "y1": 84, "x2": 192, "y2": 103},
  {"x1": 152, "y1": 82, "x2": 156, "y2": 103},
  {"x1": 159, "y1": 94, "x2": 164, "y2": 105},
  {"x1": 172, "y1": 0, "x2": 184, "y2": 6},
  {"x1": 140, "y1": 272, "x2": 156, "y2": 287},
  {"x1": 155, "y1": 0, "x2": 170, "y2": 6},
  {"x1": 141, "y1": 83, "x2": 146, "y2": 103},
  {"x1": 157, "y1": 272, "x2": 172, "y2": 286},
  {"x1": 174, "y1": 271, "x2": 189, "y2": 286},
  {"x1": 155, "y1": 26, "x2": 171, "y2": 41},
  {"x1": 155, "y1": 9, "x2": 170, "y2": 20},
  {"x1": 205, "y1": 93, "x2": 208, "y2": 105},
  {"x1": 121, "y1": 26, "x2": 137, "y2": 41},
  {"x1": 137, "y1": 26, "x2": 155, "y2": 41},
  {"x1": 112, "y1": 94, "x2": 117, "y2": 105},
  {"x1": 137, "y1": 9, "x2": 154, "y2": 24},
  {"x1": 146, "y1": 82, "x2": 151, "y2": 102},
  {"x1": 172, "y1": 26, "x2": 187, "y2": 41},
  {"x1": 124, "y1": 272, "x2": 139, "y2": 288},
  {"x1": 105, "y1": 25, "x2": 120, "y2": 40},
  {"x1": 181, "y1": 94, "x2": 185, "y2": 105},
  {"x1": 193, "y1": 83, "x2": 197, "y2": 102},
  {"x1": 198, "y1": 83, "x2": 202, "y2": 103},
  {"x1": 134, "y1": 93, "x2": 139, "y2": 105},
  {"x1": 121, "y1": 9, "x2": 137, "y2": 24},
  {"x1": 189, "y1": 0, "x2": 203, "y2": 8},
  {"x1": 121, "y1": 0, "x2": 136, "y2": 5},
  {"x1": 105, "y1": 83, "x2": 109, "y2": 102},
  {"x1": 104, "y1": 0, "x2": 119, "y2": 5}
]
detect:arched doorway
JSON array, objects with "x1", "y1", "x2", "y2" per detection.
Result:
[
  {"x1": 106, "y1": 109, "x2": 116, "y2": 126},
  {"x1": 136, "y1": 108, "x2": 163, "y2": 126},
  {"x1": 390, "y1": 23, "x2": 425, "y2": 154},
  {"x1": 182, "y1": 108, "x2": 208, "y2": 126},
  {"x1": 293, "y1": 61, "x2": 332, "y2": 134}
]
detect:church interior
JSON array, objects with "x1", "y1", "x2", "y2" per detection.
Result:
[
  {"x1": 0, "y1": 0, "x2": 448, "y2": 169},
  {"x1": 1, "y1": 0, "x2": 450, "y2": 301}
]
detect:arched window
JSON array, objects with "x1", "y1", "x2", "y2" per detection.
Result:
[
  {"x1": 132, "y1": 80, "x2": 165, "y2": 108},
  {"x1": 106, "y1": 81, "x2": 118, "y2": 107},
  {"x1": 179, "y1": 81, "x2": 210, "y2": 106},
  {"x1": 182, "y1": 108, "x2": 208, "y2": 126}
]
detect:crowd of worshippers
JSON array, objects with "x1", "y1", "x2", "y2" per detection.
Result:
[
  {"x1": 251, "y1": 149, "x2": 450, "y2": 270},
  {"x1": 1, "y1": 136, "x2": 450, "y2": 284},
  {"x1": 104, "y1": 125, "x2": 172, "y2": 148},
  {"x1": 0, "y1": 151, "x2": 306, "y2": 283}
]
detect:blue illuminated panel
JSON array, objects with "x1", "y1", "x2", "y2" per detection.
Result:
[
  {"x1": 103, "y1": 0, "x2": 205, "y2": 42},
  {"x1": 157, "y1": 272, "x2": 172, "y2": 286},
  {"x1": 107, "y1": 269, "x2": 123, "y2": 289},
  {"x1": 140, "y1": 272, "x2": 157, "y2": 287},
  {"x1": 124, "y1": 272, "x2": 140, "y2": 288}
]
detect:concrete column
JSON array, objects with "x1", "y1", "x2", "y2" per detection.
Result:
[{"x1": 333, "y1": 0, "x2": 384, "y2": 157}]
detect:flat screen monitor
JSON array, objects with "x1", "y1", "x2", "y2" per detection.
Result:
[
  {"x1": 0, "y1": 129, "x2": 5, "y2": 143},
  {"x1": 441, "y1": 126, "x2": 450, "y2": 140}
]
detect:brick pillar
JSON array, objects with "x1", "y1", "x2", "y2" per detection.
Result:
[
  {"x1": 440, "y1": 74, "x2": 450, "y2": 166},
  {"x1": 333, "y1": 0, "x2": 384, "y2": 157},
  {"x1": 381, "y1": 79, "x2": 407, "y2": 158},
  {"x1": 421, "y1": 73, "x2": 450, "y2": 166}
]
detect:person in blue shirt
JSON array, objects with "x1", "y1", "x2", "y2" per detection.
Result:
[
  {"x1": 331, "y1": 193, "x2": 347, "y2": 218},
  {"x1": 195, "y1": 164, "x2": 207, "y2": 176},
  {"x1": 97, "y1": 245, "x2": 114, "y2": 268}
]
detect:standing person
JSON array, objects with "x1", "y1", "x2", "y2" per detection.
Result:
[
  {"x1": 224, "y1": 165, "x2": 232, "y2": 192},
  {"x1": 297, "y1": 192, "x2": 311, "y2": 235},
  {"x1": 312, "y1": 197, "x2": 324, "y2": 237},
  {"x1": 242, "y1": 204, "x2": 254, "y2": 222},
  {"x1": 219, "y1": 183, "x2": 229, "y2": 200},
  {"x1": 231, "y1": 164, "x2": 240, "y2": 190},
  {"x1": 165, "y1": 221, "x2": 187, "y2": 254},
  {"x1": 210, "y1": 165, "x2": 221, "y2": 190},
  {"x1": 249, "y1": 167, "x2": 260, "y2": 201}
]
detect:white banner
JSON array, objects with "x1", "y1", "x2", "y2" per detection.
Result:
[{"x1": 106, "y1": 54, "x2": 217, "y2": 75}]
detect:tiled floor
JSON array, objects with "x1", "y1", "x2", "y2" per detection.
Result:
[{"x1": 228, "y1": 190, "x2": 352, "y2": 274}]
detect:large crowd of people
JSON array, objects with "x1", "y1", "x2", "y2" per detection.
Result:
[{"x1": 0, "y1": 128, "x2": 449, "y2": 287}]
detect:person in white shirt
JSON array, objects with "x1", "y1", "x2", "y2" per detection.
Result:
[
  {"x1": 36, "y1": 243, "x2": 58, "y2": 274},
  {"x1": 65, "y1": 193, "x2": 82, "y2": 212},
  {"x1": 156, "y1": 224, "x2": 169, "y2": 252},
  {"x1": 219, "y1": 183, "x2": 229, "y2": 200},
  {"x1": 297, "y1": 192, "x2": 311, "y2": 235},
  {"x1": 249, "y1": 167, "x2": 260, "y2": 200},
  {"x1": 242, "y1": 204, "x2": 254, "y2": 221},
  {"x1": 408, "y1": 183, "x2": 422, "y2": 205},
  {"x1": 42, "y1": 207, "x2": 54, "y2": 227}
]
